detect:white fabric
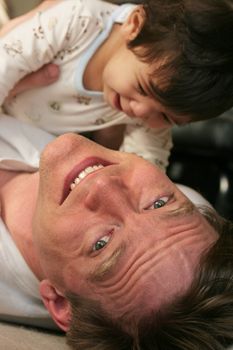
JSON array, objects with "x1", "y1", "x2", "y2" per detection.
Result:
[
  {"x1": 177, "y1": 184, "x2": 212, "y2": 208},
  {"x1": 0, "y1": 115, "x2": 56, "y2": 329},
  {"x1": 0, "y1": 219, "x2": 56, "y2": 329},
  {"x1": 0, "y1": 0, "x2": 172, "y2": 169}
]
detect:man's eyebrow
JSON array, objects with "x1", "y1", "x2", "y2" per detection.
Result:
[
  {"x1": 89, "y1": 243, "x2": 126, "y2": 283},
  {"x1": 162, "y1": 198, "x2": 196, "y2": 218}
]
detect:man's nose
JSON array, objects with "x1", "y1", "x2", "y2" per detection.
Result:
[{"x1": 83, "y1": 174, "x2": 130, "y2": 213}]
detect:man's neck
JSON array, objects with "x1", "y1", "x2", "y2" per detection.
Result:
[
  {"x1": 0, "y1": 169, "x2": 18, "y2": 188},
  {"x1": 0, "y1": 170, "x2": 44, "y2": 280}
]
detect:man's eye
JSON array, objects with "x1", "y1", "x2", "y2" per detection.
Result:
[
  {"x1": 147, "y1": 196, "x2": 169, "y2": 210},
  {"x1": 93, "y1": 235, "x2": 111, "y2": 252}
]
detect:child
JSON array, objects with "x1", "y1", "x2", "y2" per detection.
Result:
[
  {"x1": 1, "y1": 0, "x2": 233, "y2": 169},
  {"x1": 0, "y1": 0, "x2": 172, "y2": 170}
]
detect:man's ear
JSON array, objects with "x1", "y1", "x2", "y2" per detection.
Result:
[
  {"x1": 122, "y1": 6, "x2": 145, "y2": 42},
  {"x1": 40, "y1": 279, "x2": 71, "y2": 332}
]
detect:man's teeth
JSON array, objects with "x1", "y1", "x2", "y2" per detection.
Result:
[{"x1": 70, "y1": 164, "x2": 104, "y2": 190}]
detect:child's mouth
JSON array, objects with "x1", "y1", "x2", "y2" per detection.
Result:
[{"x1": 114, "y1": 93, "x2": 122, "y2": 111}]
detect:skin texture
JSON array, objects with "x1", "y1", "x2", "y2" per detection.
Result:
[
  {"x1": 31, "y1": 133, "x2": 217, "y2": 330},
  {"x1": 0, "y1": 133, "x2": 218, "y2": 331}
]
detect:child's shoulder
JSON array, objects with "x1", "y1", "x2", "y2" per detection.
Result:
[
  {"x1": 64, "y1": 0, "x2": 118, "y2": 11},
  {"x1": 39, "y1": 0, "x2": 119, "y2": 27},
  {"x1": 54, "y1": 0, "x2": 119, "y2": 21}
]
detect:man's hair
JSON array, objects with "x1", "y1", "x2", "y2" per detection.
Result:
[
  {"x1": 128, "y1": 0, "x2": 233, "y2": 121},
  {"x1": 66, "y1": 208, "x2": 233, "y2": 350}
]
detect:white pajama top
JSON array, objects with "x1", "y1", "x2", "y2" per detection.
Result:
[{"x1": 0, "y1": 0, "x2": 172, "y2": 169}]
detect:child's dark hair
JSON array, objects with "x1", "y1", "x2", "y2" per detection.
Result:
[{"x1": 128, "y1": 0, "x2": 233, "y2": 121}]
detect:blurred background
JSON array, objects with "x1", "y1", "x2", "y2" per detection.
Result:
[{"x1": 6, "y1": 0, "x2": 41, "y2": 17}]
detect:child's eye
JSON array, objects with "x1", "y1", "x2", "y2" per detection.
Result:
[
  {"x1": 161, "y1": 113, "x2": 171, "y2": 124},
  {"x1": 137, "y1": 83, "x2": 148, "y2": 97},
  {"x1": 92, "y1": 235, "x2": 111, "y2": 252},
  {"x1": 146, "y1": 196, "x2": 169, "y2": 210},
  {"x1": 161, "y1": 113, "x2": 176, "y2": 126}
]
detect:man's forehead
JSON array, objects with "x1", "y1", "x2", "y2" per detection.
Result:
[{"x1": 86, "y1": 222, "x2": 215, "y2": 321}]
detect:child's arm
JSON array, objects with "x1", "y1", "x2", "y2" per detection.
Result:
[
  {"x1": 0, "y1": 0, "x2": 85, "y2": 104},
  {"x1": 119, "y1": 125, "x2": 173, "y2": 171}
]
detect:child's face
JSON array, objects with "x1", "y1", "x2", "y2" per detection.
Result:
[{"x1": 102, "y1": 44, "x2": 190, "y2": 128}]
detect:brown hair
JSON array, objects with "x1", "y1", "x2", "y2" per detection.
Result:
[
  {"x1": 66, "y1": 208, "x2": 233, "y2": 350},
  {"x1": 128, "y1": 0, "x2": 233, "y2": 121}
]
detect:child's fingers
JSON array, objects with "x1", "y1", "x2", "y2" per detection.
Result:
[{"x1": 6, "y1": 64, "x2": 60, "y2": 101}]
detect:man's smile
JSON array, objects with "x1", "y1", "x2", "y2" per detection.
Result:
[
  {"x1": 70, "y1": 164, "x2": 104, "y2": 190},
  {"x1": 61, "y1": 157, "x2": 112, "y2": 204}
]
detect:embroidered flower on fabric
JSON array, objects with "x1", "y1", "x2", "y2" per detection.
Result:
[
  {"x1": 54, "y1": 44, "x2": 81, "y2": 61},
  {"x1": 54, "y1": 49, "x2": 66, "y2": 60},
  {"x1": 95, "y1": 118, "x2": 106, "y2": 125},
  {"x1": 33, "y1": 25, "x2": 45, "y2": 39},
  {"x1": 4, "y1": 40, "x2": 23, "y2": 57},
  {"x1": 49, "y1": 101, "x2": 61, "y2": 112},
  {"x1": 74, "y1": 95, "x2": 91, "y2": 105},
  {"x1": 154, "y1": 159, "x2": 165, "y2": 169}
]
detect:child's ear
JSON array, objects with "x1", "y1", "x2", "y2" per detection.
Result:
[
  {"x1": 40, "y1": 279, "x2": 71, "y2": 332},
  {"x1": 122, "y1": 6, "x2": 145, "y2": 41}
]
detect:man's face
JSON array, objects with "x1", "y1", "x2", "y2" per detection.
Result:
[
  {"x1": 33, "y1": 134, "x2": 217, "y2": 319},
  {"x1": 102, "y1": 43, "x2": 189, "y2": 128}
]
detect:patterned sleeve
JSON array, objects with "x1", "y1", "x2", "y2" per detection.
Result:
[
  {"x1": 0, "y1": 0, "x2": 90, "y2": 104},
  {"x1": 119, "y1": 124, "x2": 173, "y2": 171}
]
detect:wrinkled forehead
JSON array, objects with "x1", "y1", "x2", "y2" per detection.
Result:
[{"x1": 86, "y1": 207, "x2": 218, "y2": 320}]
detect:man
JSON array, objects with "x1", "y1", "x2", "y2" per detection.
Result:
[{"x1": 0, "y1": 113, "x2": 217, "y2": 325}]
